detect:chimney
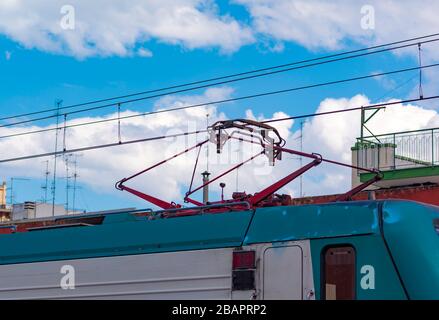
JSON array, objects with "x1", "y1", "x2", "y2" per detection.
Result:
[
  {"x1": 24, "y1": 201, "x2": 36, "y2": 219},
  {"x1": 201, "y1": 171, "x2": 210, "y2": 204}
]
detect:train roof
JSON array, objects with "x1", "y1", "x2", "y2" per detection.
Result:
[{"x1": 0, "y1": 200, "x2": 437, "y2": 265}]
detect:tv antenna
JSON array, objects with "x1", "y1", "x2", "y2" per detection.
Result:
[
  {"x1": 41, "y1": 160, "x2": 50, "y2": 203},
  {"x1": 68, "y1": 153, "x2": 82, "y2": 213},
  {"x1": 64, "y1": 153, "x2": 74, "y2": 212},
  {"x1": 51, "y1": 99, "x2": 63, "y2": 216},
  {"x1": 8, "y1": 177, "x2": 30, "y2": 206}
]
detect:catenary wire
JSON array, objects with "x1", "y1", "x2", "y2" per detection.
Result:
[
  {"x1": 1, "y1": 62, "x2": 438, "y2": 138},
  {"x1": 0, "y1": 63, "x2": 439, "y2": 139},
  {"x1": 1, "y1": 34, "x2": 439, "y2": 124},
  {"x1": 1, "y1": 94, "x2": 438, "y2": 163}
]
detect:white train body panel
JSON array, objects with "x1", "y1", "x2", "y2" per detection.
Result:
[{"x1": 0, "y1": 240, "x2": 314, "y2": 300}]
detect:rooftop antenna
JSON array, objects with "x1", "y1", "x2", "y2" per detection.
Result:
[
  {"x1": 52, "y1": 99, "x2": 63, "y2": 216},
  {"x1": 8, "y1": 177, "x2": 30, "y2": 206},
  {"x1": 41, "y1": 160, "x2": 50, "y2": 203},
  {"x1": 71, "y1": 154, "x2": 82, "y2": 213},
  {"x1": 64, "y1": 153, "x2": 74, "y2": 213}
]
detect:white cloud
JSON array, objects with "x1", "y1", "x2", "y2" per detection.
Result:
[
  {"x1": 0, "y1": 87, "x2": 294, "y2": 208},
  {"x1": 297, "y1": 94, "x2": 439, "y2": 196},
  {"x1": 234, "y1": 0, "x2": 439, "y2": 103},
  {"x1": 4, "y1": 51, "x2": 12, "y2": 60},
  {"x1": 235, "y1": 0, "x2": 439, "y2": 52},
  {"x1": 137, "y1": 48, "x2": 153, "y2": 58},
  {"x1": 235, "y1": 0, "x2": 362, "y2": 50},
  {"x1": 0, "y1": 88, "x2": 438, "y2": 207},
  {"x1": 0, "y1": 0, "x2": 254, "y2": 58},
  {"x1": 2, "y1": 0, "x2": 439, "y2": 64},
  {"x1": 301, "y1": 94, "x2": 439, "y2": 161},
  {"x1": 0, "y1": 87, "x2": 233, "y2": 206},
  {"x1": 0, "y1": 84, "x2": 296, "y2": 208}
]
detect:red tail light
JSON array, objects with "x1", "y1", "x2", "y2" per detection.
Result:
[{"x1": 233, "y1": 250, "x2": 255, "y2": 270}]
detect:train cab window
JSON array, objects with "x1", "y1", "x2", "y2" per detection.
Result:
[{"x1": 322, "y1": 246, "x2": 356, "y2": 300}]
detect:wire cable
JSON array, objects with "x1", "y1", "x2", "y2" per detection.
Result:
[
  {"x1": 1, "y1": 94, "x2": 439, "y2": 164},
  {"x1": 1, "y1": 61, "x2": 438, "y2": 138},
  {"x1": 2, "y1": 34, "x2": 439, "y2": 123},
  {"x1": 262, "y1": 94, "x2": 439, "y2": 124},
  {"x1": 0, "y1": 129, "x2": 208, "y2": 163}
]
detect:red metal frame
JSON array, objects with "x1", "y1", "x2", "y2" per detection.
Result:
[
  {"x1": 115, "y1": 139, "x2": 209, "y2": 209},
  {"x1": 335, "y1": 171, "x2": 383, "y2": 201},
  {"x1": 184, "y1": 151, "x2": 265, "y2": 206},
  {"x1": 115, "y1": 120, "x2": 383, "y2": 211},
  {"x1": 233, "y1": 136, "x2": 382, "y2": 203},
  {"x1": 248, "y1": 158, "x2": 322, "y2": 206}
]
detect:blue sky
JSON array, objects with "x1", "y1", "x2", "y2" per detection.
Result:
[{"x1": 0, "y1": 1, "x2": 438, "y2": 212}]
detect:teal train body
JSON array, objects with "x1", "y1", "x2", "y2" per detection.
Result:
[{"x1": 0, "y1": 200, "x2": 437, "y2": 300}]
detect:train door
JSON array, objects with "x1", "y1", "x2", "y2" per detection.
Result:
[
  {"x1": 262, "y1": 245, "x2": 303, "y2": 299},
  {"x1": 322, "y1": 245, "x2": 356, "y2": 300}
]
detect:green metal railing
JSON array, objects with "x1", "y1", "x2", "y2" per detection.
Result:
[{"x1": 355, "y1": 127, "x2": 439, "y2": 171}]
